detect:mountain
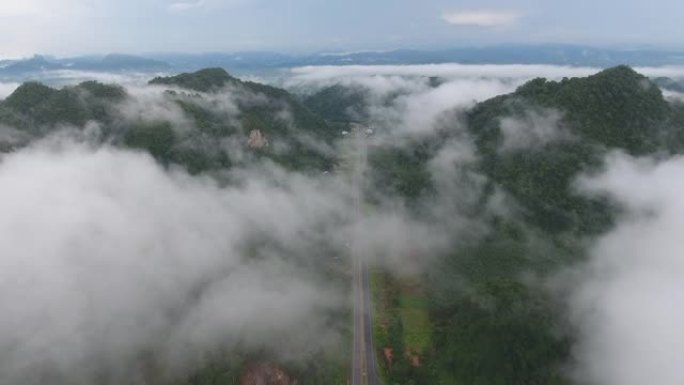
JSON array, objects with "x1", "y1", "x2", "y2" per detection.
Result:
[
  {"x1": 151, "y1": 45, "x2": 684, "y2": 70},
  {"x1": 149, "y1": 67, "x2": 241, "y2": 91},
  {"x1": 3, "y1": 44, "x2": 684, "y2": 81},
  {"x1": 352, "y1": 65, "x2": 684, "y2": 385},
  {"x1": 0, "y1": 68, "x2": 334, "y2": 173},
  {"x1": 1, "y1": 80, "x2": 125, "y2": 131},
  {"x1": 654, "y1": 76, "x2": 684, "y2": 93},
  {"x1": 149, "y1": 51, "x2": 296, "y2": 72},
  {"x1": 303, "y1": 77, "x2": 444, "y2": 124},
  {"x1": 4, "y1": 64, "x2": 683, "y2": 385},
  {"x1": 372, "y1": 66, "x2": 675, "y2": 231},
  {"x1": 148, "y1": 68, "x2": 335, "y2": 170},
  {"x1": 0, "y1": 55, "x2": 63, "y2": 75},
  {"x1": 464, "y1": 66, "x2": 676, "y2": 232},
  {"x1": 66, "y1": 54, "x2": 171, "y2": 72},
  {"x1": 303, "y1": 84, "x2": 373, "y2": 123},
  {"x1": 0, "y1": 54, "x2": 172, "y2": 80}
]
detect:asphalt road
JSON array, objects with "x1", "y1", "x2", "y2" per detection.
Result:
[
  {"x1": 350, "y1": 125, "x2": 380, "y2": 385},
  {"x1": 352, "y1": 255, "x2": 380, "y2": 385}
]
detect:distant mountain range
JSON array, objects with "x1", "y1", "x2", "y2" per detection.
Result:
[
  {"x1": 0, "y1": 54, "x2": 170, "y2": 77},
  {"x1": 3, "y1": 44, "x2": 684, "y2": 80},
  {"x1": 152, "y1": 45, "x2": 684, "y2": 70}
]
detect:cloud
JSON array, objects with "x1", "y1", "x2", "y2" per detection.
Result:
[
  {"x1": 0, "y1": 81, "x2": 20, "y2": 99},
  {"x1": 11, "y1": 63, "x2": 680, "y2": 383},
  {"x1": 166, "y1": 0, "x2": 249, "y2": 12},
  {"x1": 44, "y1": 70, "x2": 157, "y2": 87},
  {"x1": 499, "y1": 108, "x2": 573, "y2": 152},
  {"x1": 635, "y1": 66, "x2": 684, "y2": 79},
  {"x1": 287, "y1": 64, "x2": 600, "y2": 83},
  {"x1": 0, "y1": 138, "x2": 350, "y2": 383},
  {"x1": 569, "y1": 152, "x2": 684, "y2": 385},
  {"x1": 0, "y1": 1, "x2": 40, "y2": 16},
  {"x1": 442, "y1": 10, "x2": 522, "y2": 27},
  {"x1": 116, "y1": 85, "x2": 194, "y2": 129},
  {"x1": 0, "y1": 64, "x2": 485, "y2": 379},
  {"x1": 0, "y1": 0, "x2": 85, "y2": 17},
  {"x1": 168, "y1": 0, "x2": 205, "y2": 12},
  {"x1": 284, "y1": 64, "x2": 603, "y2": 136}
]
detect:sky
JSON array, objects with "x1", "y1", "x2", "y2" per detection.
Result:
[{"x1": 1, "y1": 0, "x2": 684, "y2": 58}]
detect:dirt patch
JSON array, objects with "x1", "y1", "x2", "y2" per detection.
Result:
[
  {"x1": 240, "y1": 362, "x2": 297, "y2": 385},
  {"x1": 248, "y1": 129, "x2": 269, "y2": 149},
  {"x1": 407, "y1": 351, "x2": 420, "y2": 368},
  {"x1": 383, "y1": 347, "x2": 393, "y2": 369}
]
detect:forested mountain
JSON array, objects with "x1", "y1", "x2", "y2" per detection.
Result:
[
  {"x1": 0, "y1": 68, "x2": 335, "y2": 173},
  {"x1": 2, "y1": 64, "x2": 681, "y2": 385},
  {"x1": 358, "y1": 65, "x2": 684, "y2": 384},
  {"x1": 303, "y1": 77, "x2": 445, "y2": 124},
  {"x1": 0, "y1": 68, "x2": 345, "y2": 385},
  {"x1": 303, "y1": 84, "x2": 372, "y2": 123}
]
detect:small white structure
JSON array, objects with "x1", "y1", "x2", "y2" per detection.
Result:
[{"x1": 341, "y1": 131, "x2": 349, "y2": 136}]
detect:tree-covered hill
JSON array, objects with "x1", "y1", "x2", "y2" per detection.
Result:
[
  {"x1": 0, "y1": 68, "x2": 335, "y2": 173},
  {"x1": 465, "y1": 66, "x2": 681, "y2": 234},
  {"x1": 150, "y1": 68, "x2": 241, "y2": 92},
  {"x1": 361, "y1": 65, "x2": 684, "y2": 385},
  {"x1": 149, "y1": 68, "x2": 336, "y2": 170},
  {"x1": 1, "y1": 80, "x2": 126, "y2": 131},
  {"x1": 3, "y1": 65, "x2": 679, "y2": 384},
  {"x1": 372, "y1": 66, "x2": 678, "y2": 233},
  {"x1": 302, "y1": 77, "x2": 446, "y2": 124},
  {"x1": 303, "y1": 84, "x2": 372, "y2": 123}
]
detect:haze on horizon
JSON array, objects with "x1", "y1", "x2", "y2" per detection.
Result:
[{"x1": 2, "y1": 0, "x2": 684, "y2": 57}]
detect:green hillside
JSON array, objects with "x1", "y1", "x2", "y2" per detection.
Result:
[
  {"x1": 360, "y1": 65, "x2": 684, "y2": 385},
  {"x1": 149, "y1": 68, "x2": 335, "y2": 171},
  {"x1": 0, "y1": 68, "x2": 335, "y2": 173}
]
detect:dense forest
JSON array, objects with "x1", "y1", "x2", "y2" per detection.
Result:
[
  {"x1": 353, "y1": 65, "x2": 684, "y2": 384},
  {"x1": 0, "y1": 68, "x2": 334, "y2": 174},
  {"x1": 2, "y1": 65, "x2": 682, "y2": 384}
]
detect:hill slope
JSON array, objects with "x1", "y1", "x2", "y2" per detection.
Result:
[
  {"x1": 0, "y1": 68, "x2": 335, "y2": 173},
  {"x1": 360, "y1": 65, "x2": 684, "y2": 385}
]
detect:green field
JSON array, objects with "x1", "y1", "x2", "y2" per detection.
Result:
[
  {"x1": 398, "y1": 294, "x2": 431, "y2": 353},
  {"x1": 370, "y1": 269, "x2": 391, "y2": 385},
  {"x1": 369, "y1": 269, "x2": 435, "y2": 384}
]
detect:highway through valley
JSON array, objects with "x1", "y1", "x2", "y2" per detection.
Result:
[{"x1": 349, "y1": 124, "x2": 380, "y2": 385}]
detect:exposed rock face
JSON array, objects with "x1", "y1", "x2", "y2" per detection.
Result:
[
  {"x1": 240, "y1": 362, "x2": 297, "y2": 385},
  {"x1": 248, "y1": 129, "x2": 269, "y2": 149}
]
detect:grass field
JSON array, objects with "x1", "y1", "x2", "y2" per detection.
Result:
[
  {"x1": 370, "y1": 269, "x2": 391, "y2": 385},
  {"x1": 369, "y1": 268, "x2": 434, "y2": 384},
  {"x1": 398, "y1": 294, "x2": 431, "y2": 353}
]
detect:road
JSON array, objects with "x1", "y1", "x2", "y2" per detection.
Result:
[
  {"x1": 350, "y1": 125, "x2": 380, "y2": 385},
  {"x1": 351, "y1": 256, "x2": 380, "y2": 385}
]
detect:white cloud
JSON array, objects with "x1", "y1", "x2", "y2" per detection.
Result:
[
  {"x1": 166, "y1": 0, "x2": 248, "y2": 12},
  {"x1": 635, "y1": 66, "x2": 684, "y2": 78},
  {"x1": 0, "y1": 139, "x2": 348, "y2": 383},
  {"x1": 0, "y1": 82, "x2": 20, "y2": 99},
  {"x1": 0, "y1": 0, "x2": 85, "y2": 17},
  {"x1": 385, "y1": 78, "x2": 515, "y2": 134},
  {"x1": 570, "y1": 153, "x2": 684, "y2": 385},
  {"x1": 288, "y1": 63, "x2": 600, "y2": 83},
  {"x1": 284, "y1": 64, "x2": 602, "y2": 135},
  {"x1": 442, "y1": 10, "x2": 522, "y2": 27},
  {"x1": 499, "y1": 109, "x2": 572, "y2": 151},
  {"x1": 168, "y1": 0, "x2": 205, "y2": 11}
]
